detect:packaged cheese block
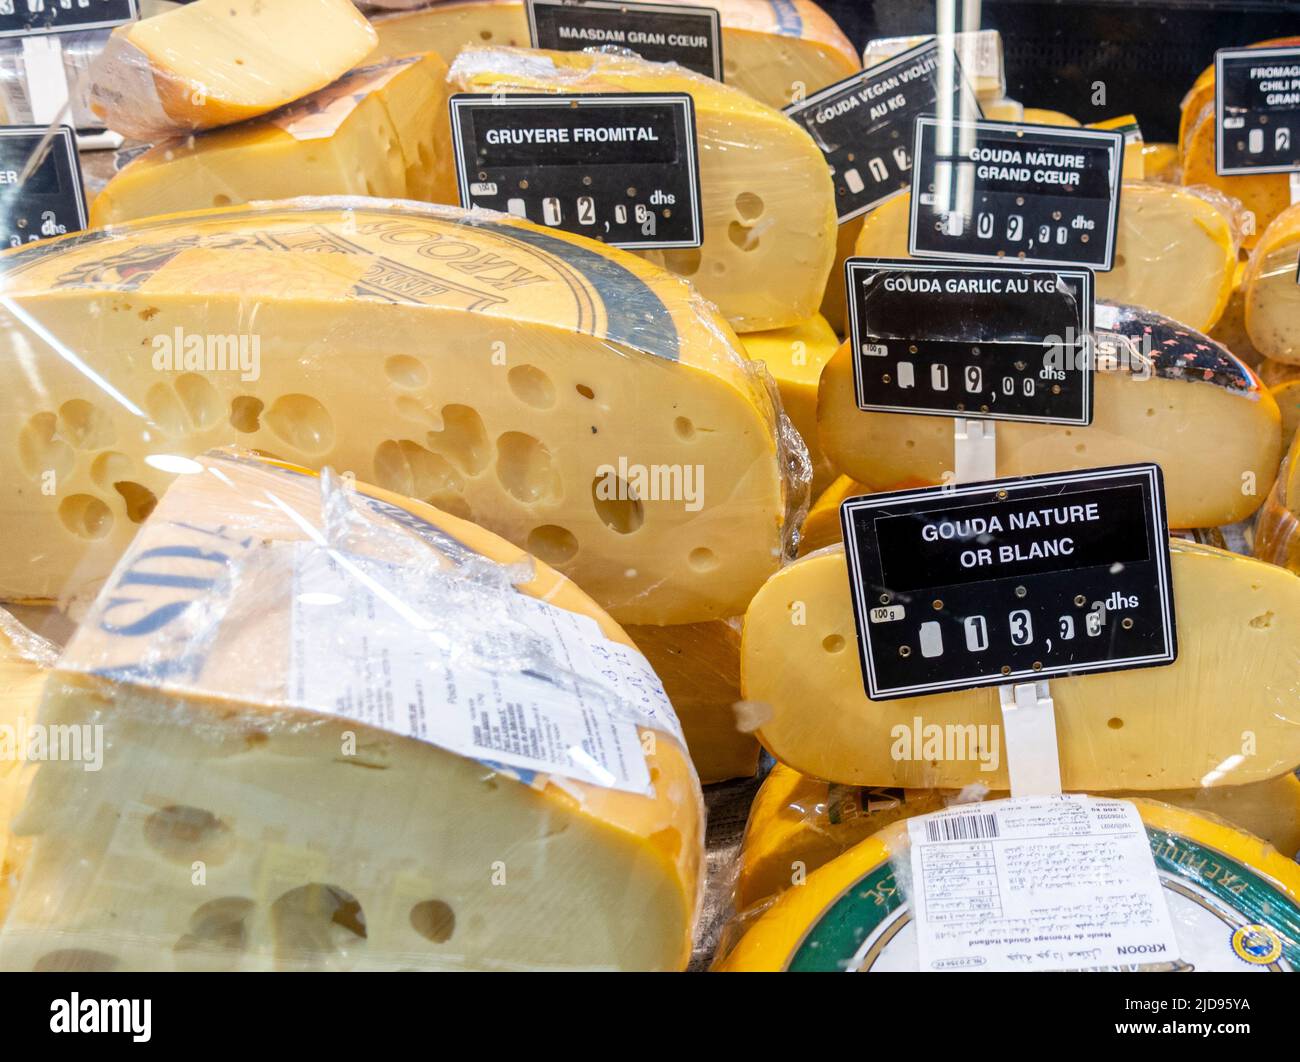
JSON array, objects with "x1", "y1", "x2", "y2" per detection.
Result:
[
  {"x1": 739, "y1": 316, "x2": 839, "y2": 496},
  {"x1": 88, "y1": 0, "x2": 378, "y2": 140},
  {"x1": 818, "y1": 304, "x2": 1280, "y2": 528},
  {"x1": 626, "y1": 621, "x2": 757, "y2": 784},
  {"x1": 718, "y1": 798, "x2": 1300, "y2": 971},
  {"x1": 89, "y1": 54, "x2": 456, "y2": 228},
  {"x1": 370, "y1": 0, "x2": 858, "y2": 111},
  {"x1": 0, "y1": 198, "x2": 800, "y2": 625},
  {"x1": 1244, "y1": 202, "x2": 1300, "y2": 365},
  {"x1": 742, "y1": 539, "x2": 1300, "y2": 790},
  {"x1": 0, "y1": 450, "x2": 703, "y2": 972},
  {"x1": 734, "y1": 763, "x2": 1300, "y2": 913},
  {"x1": 448, "y1": 47, "x2": 838, "y2": 333}
]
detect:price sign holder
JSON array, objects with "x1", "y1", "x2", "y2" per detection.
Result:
[
  {"x1": 0, "y1": 124, "x2": 87, "y2": 246},
  {"x1": 1214, "y1": 45, "x2": 1300, "y2": 177},
  {"x1": 448, "y1": 92, "x2": 702, "y2": 250}
]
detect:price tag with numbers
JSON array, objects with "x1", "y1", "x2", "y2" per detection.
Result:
[
  {"x1": 449, "y1": 92, "x2": 702, "y2": 250},
  {"x1": 0, "y1": 125, "x2": 86, "y2": 247},
  {"x1": 845, "y1": 257, "x2": 1094, "y2": 425},
  {"x1": 0, "y1": 0, "x2": 137, "y2": 38},
  {"x1": 1215, "y1": 45, "x2": 1300, "y2": 175},
  {"x1": 840, "y1": 464, "x2": 1176, "y2": 700},
  {"x1": 908, "y1": 117, "x2": 1123, "y2": 270}
]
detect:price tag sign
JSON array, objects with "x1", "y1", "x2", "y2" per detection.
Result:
[
  {"x1": 449, "y1": 93, "x2": 702, "y2": 250},
  {"x1": 0, "y1": 126, "x2": 86, "y2": 246},
  {"x1": 1215, "y1": 46, "x2": 1300, "y2": 175},
  {"x1": 526, "y1": 0, "x2": 723, "y2": 81},
  {"x1": 0, "y1": 0, "x2": 136, "y2": 38},
  {"x1": 840, "y1": 464, "x2": 1176, "y2": 701},
  {"x1": 908, "y1": 117, "x2": 1123, "y2": 270},
  {"x1": 845, "y1": 258, "x2": 1094, "y2": 425},
  {"x1": 784, "y1": 41, "x2": 982, "y2": 224}
]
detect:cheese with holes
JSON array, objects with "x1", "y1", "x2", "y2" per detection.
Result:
[
  {"x1": 89, "y1": 0, "x2": 378, "y2": 139},
  {"x1": 739, "y1": 316, "x2": 839, "y2": 496},
  {"x1": 854, "y1": 183, "x2": 1239, "y2": 332},
  {"x1": 0, "y1": 198, "x2": 794, "y2": 625},
  {"x1": 734, "y1": 763, "x2": 1300, "y2": 913},
  {"x1": 448, "y1": 47, "x2": 837, "y2": 333},
  {"x1": 818, "y1": 304, "x2": 1280, "y2": 527},
  {"x1": 1244, "y1": 203, "x2": 1300, "y2": 366},
  {"x1": 718, "y1": 798, "x2": 1300, "y2": 971},
  {"x1": 0, "y1": 451, "x2": 703, "y2": 972},
  {"x1": 742, "y1": 539, "x2": 1300, "y2": 790},
  {"x1": 626, "y1": 621, "x2": 756, "y2": 784},
  {"x1": 90, "y1": 54, "x2": 456, "y2": 228},
  {"x1": 370, "y1": 0, "x2": 859, "y2": 111}
]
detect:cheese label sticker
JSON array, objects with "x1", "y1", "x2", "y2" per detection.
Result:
[
  {"x1": 908, "y1": 117, "x2": 1124, "y2": 270},
  {"x1": 845, "y1": 257, "x2": 1094, "y2": 425},
  {"x1": 784, "y1": 41, "x2": 983, "y2": 224},
  {"x1": 840, "y1": 463, "x2": 1176, "y2": 700},
  {"x1": 449, "y1": 92, "x2": 703, "y2": 250},
  {"x1": 1215, "y1": 46, "x2": 1300, "y2": 175},
  {"x1": 908, "y1": 796, "x2": 1180, "y2": 972},
  {"x1": 0, "y1": 126, "x2": 86, "y2": 247},
  {"x1": 526, "y1": 0, "x2": 723, "y2": 82},
  {"x1": 0, "y1": 0, "x2": 136, "y2": 37}
]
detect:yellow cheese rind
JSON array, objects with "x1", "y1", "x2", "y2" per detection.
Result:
[
  {"x1": 742, "y1": 540, "x2": 1300, "y2": 790},
  {"x1": 90, "y1": 54, "x2": 456, "y2": 228},
  {"x1": 89, "y1": 0, "x2": 378, "y2": 139},
  {"x1": 798, "y1": 474, "x2": 866, "y2": 556},
  {"x1": 0, "y1": 450, "x2": 703, "y2": 971},
  {"x1": 448, "y1": 46, "x2": 838, "y2": 333},
  {"x1": 0, "y1": 197, "x2": 794, "y2": 625}
]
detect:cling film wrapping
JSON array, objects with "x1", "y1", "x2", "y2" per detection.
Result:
[
  {"x1": 1244, "y1": 201, "x2": 1300, "y2": 367},
  {"x1": 0, "y1": 448, "x2": 705, "y2": 971},
  {"x1": 0, "y1": 195, "x2": 810, "y2": 626}
]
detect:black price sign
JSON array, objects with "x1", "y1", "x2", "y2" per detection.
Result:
[
  {"x1": 785, "y1": 40, "x2": 982, "y2": 224},
  {"x1": 845, "y1": 258, "x2": 1094, "y2": 426},
  {"x1": 526, "y1": 0, "x2": 722, "y2": 81},
  {"x1": 1215, "y1": 46, "x2": 1300, "y2": 175},
  {"x1": 449, "y1": 93, "x2": 702, "y2": 250},
  {"x1": 908, "y1": 118, "x2": 1123, "y2": 270},
  {"x1": 0, "y1": 0, "x2": 136, "y2": 38},
  {"x1": 0, "y1": 126, "x2": 86, "y2": 247},
  {"x1": 841, "y1": 464, "x2": 1176, "y2": 700}
]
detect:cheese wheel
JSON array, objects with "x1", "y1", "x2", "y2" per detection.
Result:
[
  {"x1": 88, "y1": 0, "x2": 378, "y2": 139},
  {"x1": 1177, "y1": 37, "x2": 1300, "y2": 161},
  {"x1": 718, "y1": 797, "x2": 1300, "y2": 971},
  {"x1": 1259, "y1": 358, "x2": 1300, "y2": 452},
  {"x1": 1256, "y1": 430, "x2": 1300, "y2": 573},
  {"x1": 742, "y1": 539, "x2": 1300, "y2": 790},
  {"x1": 447, "y1": 46, "x2": 838, "y2": 333},
  {"x1": 817, "y1": 304, "x2": 1281, "y2": 528},
  {"x1": 1244, "y1": 202, "x2": 1300, "y2": 365},
  {"x1": 1210, "y1": 262, "x2": 1265, "y2": 370}
]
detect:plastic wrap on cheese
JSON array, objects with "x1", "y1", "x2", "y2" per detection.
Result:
[
  {"x1": 447, "y1": 46, "x2": 838, "y2": 333},
  {"x1": 0, "y1": 448, "x2": 705, "y2": 971},
  {"x1": 0, "y1": 195, "x2": 809, "y2": 626},
  {"x1": 1244, "y1": 201, "x2": 1300, "y2": 366}
]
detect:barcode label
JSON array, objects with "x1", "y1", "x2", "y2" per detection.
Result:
[{"x1": 924, "y1": 812, "x2": 1000, "y2": 842}]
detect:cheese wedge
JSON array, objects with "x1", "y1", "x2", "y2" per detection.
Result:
[
  {"x1": 0, "y1": 198, "x2": 795, "y2": 626},
  {"x1": 853, "y1": 183, "x2": 1239, "y2": 333},
  {"x1": 739, "y1": 316, "x2": 839, "y2": 496},
  {"x1": 447, "y1": 47, "x2": 838, "y2": 333},
  {"x1": 718, "y1": 798, "x2": 1300, "y2": 971},
  {"x1": 734, "y1": 763, "x2": 1300, "y2": 913},
  {"x1": 742, "y1": 539, "x2": 1300, "y2": 790},
  {"x1": 90, "y1": 54, "x2": 456, "y2": 228},
  {"x1": 798, "y1": 474, "x2": 867, "y2": 556},
  {"x1": 88, "y1": 0, "x2": 378, "y2": 140},
  {"x1": 0, "y1": 450, "x2": 703, "y2": 972},
  {"x1": 1244, "y1": 202, "x2": 1300, "y2": 366},
  {"x1": 370, "y1": 0, "x2": 859, "y2": 111},
  {"x1": 626, "y1": 621, "x2": 756, "y2": 784},
  {"x1": 818, "y1": 304, "x2": 1280, "y2": 528},
  {"x1": 1182, "y1": 104, "x2": 1287, "y2": 252}
]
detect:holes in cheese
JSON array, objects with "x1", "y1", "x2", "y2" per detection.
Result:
[
  {"x1": 741, "y1": 540, "x2": 1300, "y2": 791},
  {"x1": 816, "y1": 304, "x2": 1280, "y2": 528},
  {"x1": 1245, "y1": 203, "x2": 1300, "y2": 366},
  {"x1": 369, "y1": 0, "x2": 859, "y2": 111},
  {"x1": 0, "y1": 198, "x2": 797, "y2": 625},
  {"x1": 447, "y1": 47, "x2": 838, "y2": 333},
  {"x1": 0, "y1": 451, "x2": 703, "y2": 972},
  {"x1": 90, "y1": 54, "x2": 457, "y2": 228},
  {"x1": 854, "y1": 183, "x2": 1239, "y2": 333},
  {"x1": 89, "y1": 0, "x2": 379, "y2": 140}
]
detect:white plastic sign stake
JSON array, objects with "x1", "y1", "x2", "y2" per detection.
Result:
[
  {"x1": 997, "y1": 680, "x2": 1062, "y2": 797},
  {"x1": 952, "y1": 417, "x2": 996, "y2": 484},
  {"x1": 20, "y1": 35, "x2": 68, "y2": 126}
]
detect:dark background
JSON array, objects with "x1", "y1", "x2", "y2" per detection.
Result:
[{"x1": 818, "y1": 0, "x2": 1300, "y2": 141}]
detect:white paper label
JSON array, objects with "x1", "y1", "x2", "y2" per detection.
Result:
[{"x1": 908, "y1": 795, "x2": 1180, "y2": 971}]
